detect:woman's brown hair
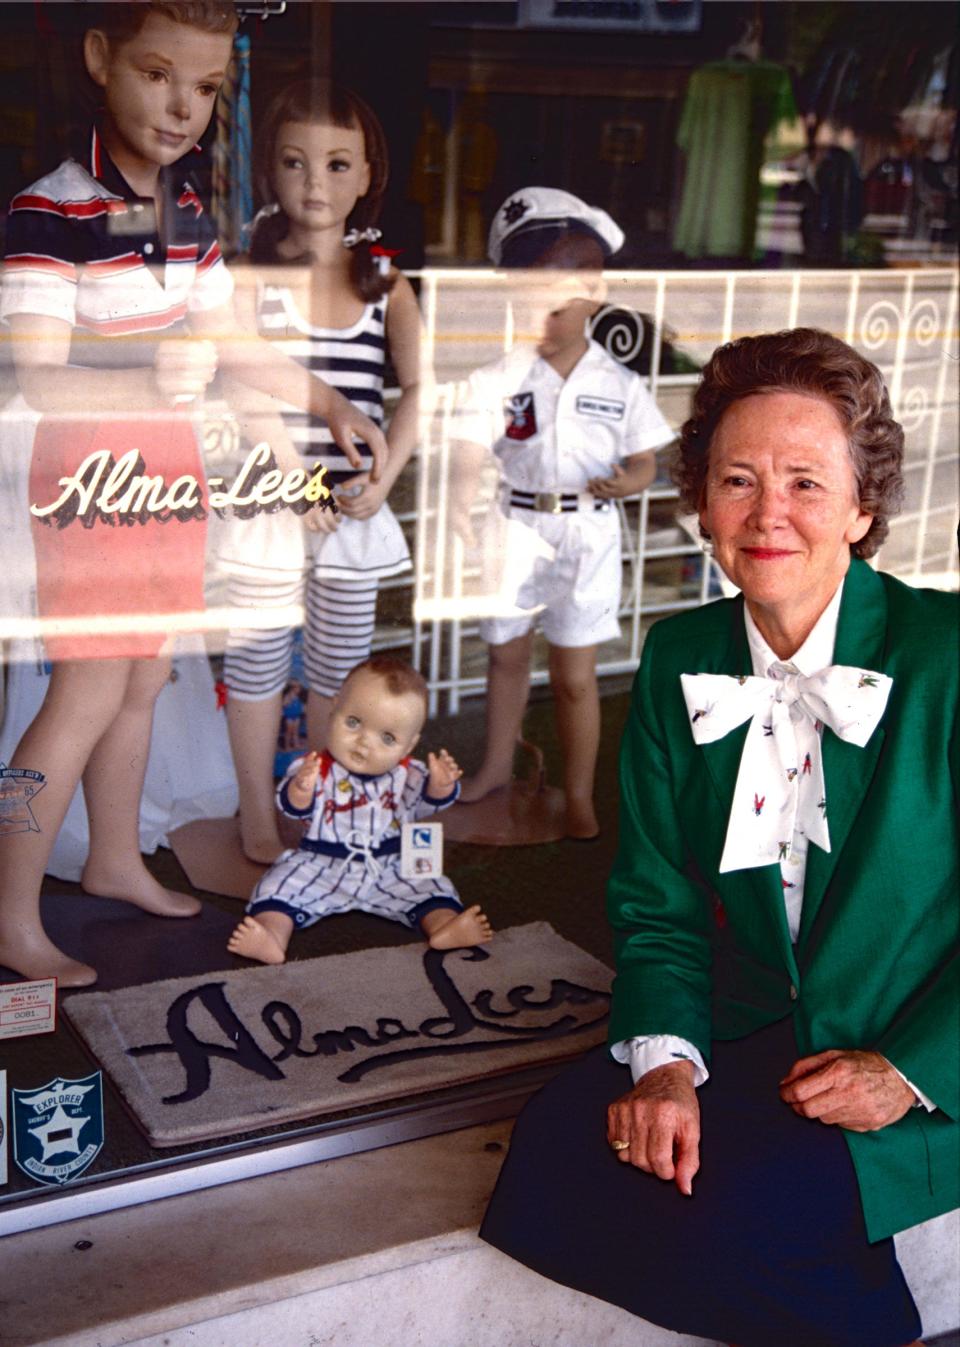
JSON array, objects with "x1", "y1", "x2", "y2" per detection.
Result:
[{"x1": 675, "y1": 328, "x2": 904, "y2": 559}]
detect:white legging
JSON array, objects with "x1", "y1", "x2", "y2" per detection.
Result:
[{"x1": 223, "y1": 573, "x2": 379, "y2": 701}]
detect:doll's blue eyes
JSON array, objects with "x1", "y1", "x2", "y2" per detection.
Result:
[
  {"x1": 381, "y1": 732, "x2": 396, "y2": 746},
  {"x1": 345, "y1": 715, "x2": 360, "y2": 729}
]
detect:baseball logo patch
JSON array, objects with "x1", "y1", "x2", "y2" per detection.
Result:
[{"x1": 503, "y1": 392, "x2": 538, "y2": 441}]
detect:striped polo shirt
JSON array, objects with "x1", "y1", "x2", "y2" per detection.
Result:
[
  {"x1": 256, "y1": 282, "x2": 386, "y2": 486},
  {"x1": 1, "y1": 124, "x2": 233, "y2": 366}
]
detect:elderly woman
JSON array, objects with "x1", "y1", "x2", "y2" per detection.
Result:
[{"x1": 481, "y1": 329, "x2": 958, "y2": 1347}]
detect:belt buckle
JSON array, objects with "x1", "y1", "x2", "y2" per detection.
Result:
[{"x1": 534, "y1": 491, "x2": 564, "y2": 514}]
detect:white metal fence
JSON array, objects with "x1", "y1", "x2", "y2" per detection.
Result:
[{"x1": 378, "y1": 266, "x2": 958, "y2": 713}]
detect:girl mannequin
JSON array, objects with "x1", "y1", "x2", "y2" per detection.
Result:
[{"x1": 220, "y1": 80, "x2": 424, "y2": 863}]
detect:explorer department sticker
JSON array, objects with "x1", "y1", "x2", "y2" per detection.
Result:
[{"x1": 12, "y1": 1073, "x2": 104, "y2": 1187}]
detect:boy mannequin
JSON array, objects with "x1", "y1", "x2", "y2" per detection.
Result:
[
  {"x1": 453, "y1": 188, "x2": 675, "y2": 838},
  {"x1": 228, "y1": 656, "x2": 493, "y2": 964},
  {"x1": 0, "y1": 1, "x2": 387, "y2": 986}
]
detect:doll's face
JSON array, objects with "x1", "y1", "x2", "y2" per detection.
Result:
[
  {"x1": 84, "y1": 13, "x2": 231, "y2": 190},
  {"x1": 271, "y1": 120, "x2": 371, "y2": 238},
  {"x1": 327, "y1": 670, "x2": 424, "y2": 776}
]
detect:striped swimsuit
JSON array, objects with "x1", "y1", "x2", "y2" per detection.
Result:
[{"x1": 222, "y1": 282, "x2": 411, "y2": 700}]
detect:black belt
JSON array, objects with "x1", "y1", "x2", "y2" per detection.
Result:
[{"x1": 507, "y1": 489, "x2": 609, "y2": 514}]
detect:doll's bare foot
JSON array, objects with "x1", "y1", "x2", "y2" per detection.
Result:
[
  {"x1": 564, "y1": 795, "x2": 600, "y2": 840},
  {"x1": 80, "y1": 863, "x2": 201, "y2": 918},
  {"x1": 227, "y1": 915, "x2": 288, "y2": 965},
  {"x1": 425, "y1": 905, "x2": 494, "y2": 949},
  {"x1": 458, "y1": 769, "x2": 512, "y2": 803},
  {"x1": 0, "y1": 928, "x2": 97, "y2": 987}
]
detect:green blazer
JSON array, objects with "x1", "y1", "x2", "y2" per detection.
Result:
[{"x1": 607, "y1": 558, "x2": 959, "y2": 1242}]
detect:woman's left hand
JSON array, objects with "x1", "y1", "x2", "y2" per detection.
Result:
[
  {"x1": 779, "y1": 1050, "x2": 916, "y2": 1131},
  {"x1": 336, "y1": 473, "x2": 391, "y2": 519}
]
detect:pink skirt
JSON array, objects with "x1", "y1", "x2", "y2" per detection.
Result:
[{"x1": 28, "y1": 414, "x2": 208, "y2": 660}]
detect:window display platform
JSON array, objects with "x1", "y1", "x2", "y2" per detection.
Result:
[
  {"x1": 2, "y1": 1116, "x2": 958, "y2": 1347},
  {"x1": 0, "y1": 688, "x2": 626, "y2": 1235}
]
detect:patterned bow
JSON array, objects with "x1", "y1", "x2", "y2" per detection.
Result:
[
  {"x1": 342, "y1": 227, "x2": 383, "y2": 247},
  {"x1": 680, "y1": 665, "x2": 893, "y2": 874}
]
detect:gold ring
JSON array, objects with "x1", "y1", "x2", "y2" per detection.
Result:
[{"x1": 610, "y1": 1139, "x2": 629, "y2": 1152}]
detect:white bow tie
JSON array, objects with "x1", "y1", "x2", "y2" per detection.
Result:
[{"x1": 680, "y1": 664, "x2": 893, "y2": 874}]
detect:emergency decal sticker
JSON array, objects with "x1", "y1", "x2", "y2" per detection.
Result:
[
  {"x1": 0, "y1": 978, "x2": 57, "y2": 1042},
  {"x1": 503, "y1": 392, "x2": 538, "y2": 440},
  {"x1": 0, "y1": 763, "x2": 46, "y2": 836},
  {"x1": 12, "y1": 1073, "x2": 104, "y2": 1187},
  {"x1": 575, "y1": 395, "x2": 625, "y2": 420}
]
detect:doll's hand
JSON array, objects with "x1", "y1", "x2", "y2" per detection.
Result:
[
  {"x1": 449, "y1": 500, "x2": 478, "y2": 549},
  {"x1": 427, "y1": 749, "x2": 463, "y2": 798},
  {"x1": 154, "y1": 338, "x2": 218, "y2": 405},
  {"x1": 304, "y1": 500, "x2": 341, "y2": 534},
  {"x1": 335, "y1": 473, "x2": 390, "y2": 520},
  {"x1": 288, "y1": 751, "x2": 321, "y2": 806},
  {"x1": 323, "y1": 388, "x2": 389, "y2": 483},
  {"x1": 587, "y1": 463, "x2": 631, "y2": 499}
]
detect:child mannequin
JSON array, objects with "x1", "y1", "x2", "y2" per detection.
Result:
[
  {"x1": 0, "y1": 3, "x2": 387, "y2": 987},
  {"x1": 220, "y1": 80, "x2": 424, "y2": 865},
  {"x1": 228, "y1": 656, "x2": 492, "y2": 964},
  {"x1": 453, "y1": 188, "x2": 675, "y2": 839}
]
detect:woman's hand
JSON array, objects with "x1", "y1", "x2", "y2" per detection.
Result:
[
  {"x1": 606, "y1": 1059, "x2": 700, "y2": 1195},
  {"x1": 335, "y1": 473, "x2": 390, "y2": 520},
  {"x1": 779, "y1": 1050, "x2": 916, "y2": 1131},
  {"x1": 153, "y1": 338, "x2": 218, "y2": 404}
]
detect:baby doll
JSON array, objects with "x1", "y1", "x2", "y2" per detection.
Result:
[
  {"x1": 452, "y1": 188, "x2": 676, "y2": 839},
  {"x1": 219, "y1": 79, "x2": 426, "y2": 865},
  {"x1": 228, "y1": 656, "x2": 492, "y2": 965}
]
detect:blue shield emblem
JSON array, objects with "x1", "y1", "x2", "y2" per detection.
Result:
[{"x1": 12, "y1": 1072, "x2": 104, "y2": 1186}]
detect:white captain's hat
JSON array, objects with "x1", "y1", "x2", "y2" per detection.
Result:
[{"x1": 487, "y1": 186, "x2": 625, "y2": 267}]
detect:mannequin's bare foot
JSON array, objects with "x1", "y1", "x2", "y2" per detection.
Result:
[
  {"x1": 0, "y1": 929, "x2": 97, "y2": 987},
  {"x1": 228, "y1": 915, "x2": 287, "y2": 965},
  {"x1": 425, "y1": 905, "x2": 494, "y2": 949},
  {"x1": 565, "y1": 795, "x2": 600, "y2": 840},
  {"x1": 81, "y1": 864, "x2": 201, "y2": 918},
  {"x1": 458, "y1": 770, "x2": 512, "y2": 803},
  {"x1": 239, "y1": 826, "x2": 285, "y2": 866}
]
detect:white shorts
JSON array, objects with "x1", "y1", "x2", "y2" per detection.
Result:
[
  {"x1": 479, "y1": 503, "x2": 622, "y2": 648},
  {"x1": 217, "y1": 500, "x2": 411, "y2": 584}
]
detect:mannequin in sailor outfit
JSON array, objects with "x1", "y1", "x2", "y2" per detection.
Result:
[
  {"x1": 481, "y1": 330, "x2": 957, "y2": 1346},
  {"x1": 453, "y1": 188, "x2": 674, "y2": 839},
  {"x1": 228, "y1": 657, "x2": 492, "y2": 964}
]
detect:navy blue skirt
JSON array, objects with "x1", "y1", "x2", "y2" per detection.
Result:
[{"x1": 481, "y1": 1019, "x2": 921, "y2": 1347}]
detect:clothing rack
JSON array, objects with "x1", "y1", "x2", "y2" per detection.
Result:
[{"x1": 235, "y1": 2, "x2": 286, "y2": 20}]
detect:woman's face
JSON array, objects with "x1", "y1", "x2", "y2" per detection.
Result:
[{"x1": 699, "y1": 391, "x2": 873, "y2": 623}]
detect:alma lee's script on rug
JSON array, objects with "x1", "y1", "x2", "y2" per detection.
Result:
[{"x1": 64, "y1": 922, "x2": 612, "y2": 1147}]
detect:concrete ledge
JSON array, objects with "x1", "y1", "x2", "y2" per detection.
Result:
[{"x1": 1, "y1": 1120, "x2": 956, "y2": 1347}]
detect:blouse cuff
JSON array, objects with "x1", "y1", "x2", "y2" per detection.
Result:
[
  {"x1": 885, "y1": 1058, "x2": 937, "y2": 1112},
  {"x1": 609, "y1": 1034, "x2": 709, "y2": 1088}
]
